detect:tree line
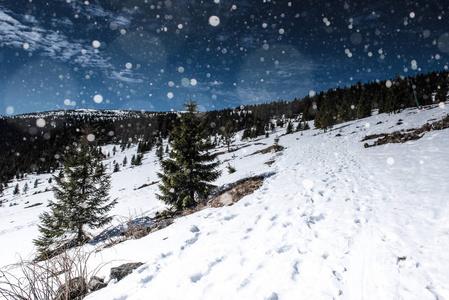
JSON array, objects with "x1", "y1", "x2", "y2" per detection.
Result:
[{"x1": 0, "y1": 69, "x2": 447, "y2": 185}]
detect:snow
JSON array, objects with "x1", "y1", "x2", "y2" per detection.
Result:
[{"x1": 1, "y1": 103, "x2": 449, "y2": 299}]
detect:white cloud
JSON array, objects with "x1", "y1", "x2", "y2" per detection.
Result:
[{"x1": 107, "y1": 69, "x2": 146, "y2": 84}]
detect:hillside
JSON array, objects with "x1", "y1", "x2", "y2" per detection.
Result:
[{"x1": 1, "y1": 102, "x2": 448, "y2": 299}]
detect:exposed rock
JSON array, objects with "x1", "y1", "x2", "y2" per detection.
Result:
[
  {"x1": 55, "y1": 277, "x2": 87, "y2": 300},
  {"x1": 363, "y1": 114, "x2": 449, "y2": 147},
  {"x1": 249, "y1": 145, "x2": 284, "y2": 156},
  {"x1": 88, "y1": 276, "x2": 107, "y2": 292},
  {"x1": 154, "y1": 218, "x2": 174, "y2": 231},
  {"x1": 24, "y1": 202, "x2": 42, "y2": 209},
  {"x1": 208, "y1": 176, "x2": 264, "y2": 208},
  {"x1": 110, "y1": 262, "x2": 144, "y2": 282}
]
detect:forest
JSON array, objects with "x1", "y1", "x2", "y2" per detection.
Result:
[{"x1": 0, "y1": 69, "x2": 447, "y2": 186}]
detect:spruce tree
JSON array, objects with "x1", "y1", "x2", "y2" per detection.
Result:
[
  {"x1": 33, "y1": 131, "x2": 117, "y2": 259},
  {"x1": 356, "y1": 89, "x2": 372, "y2": 119},
  {"x1": 286, "y1": 121, "x2": 293, "y2": 134},
  {"x1": 157, "y1": 100, "x2": 221, "y2": 210},
  {"x1": 13, "y1": 184, "x2": 19, "y2": 196},
  {"x1": 435, "y1": 80, "x2": 448, "y2": 102},
  {"x1": 23, "y1": 183, "x2": 29, "y2": 194},
  {"x1": 113, "y1": 162, "x2": 120, "y2": 172},
  {"x1": 221, "y1": 121, "x2": 236, "y2": 152}
]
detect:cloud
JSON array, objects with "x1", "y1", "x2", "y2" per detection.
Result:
[
  {"x1": 0, "y1": 5, "x2": 140, "y2": 84},
  {"x1": 107, "y1": 69, "x2": 146, "y2": 84}
]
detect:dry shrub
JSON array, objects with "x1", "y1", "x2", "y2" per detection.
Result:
[
  {"x1": 0, "y1": 247, "x2": 102, "y2": 300},
  {"x1": 96, "y1": 213, "x2": 153, "y2": 249}
]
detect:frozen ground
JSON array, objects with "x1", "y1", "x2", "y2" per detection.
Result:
[{"x1": 1, "y1": 103, "x2": 448, "y2": 299}]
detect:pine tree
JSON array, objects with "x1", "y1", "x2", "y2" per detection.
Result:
[
  {"x1": 113, "y1": 162, "x2": 120, "y2": 172},
  {"x1": 157, "y1": 100, "x2": 221, "y2": 210},
  {"x1": 34, "y1": 179, "x2": 39, "y2": 189},
  {"x1": 33, "y1": 131, "x2": 117, "y2": 259}
]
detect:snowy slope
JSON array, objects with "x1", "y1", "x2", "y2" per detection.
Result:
[{"x1": 1, "y1": 103, "x2": 449, "y2": 299}]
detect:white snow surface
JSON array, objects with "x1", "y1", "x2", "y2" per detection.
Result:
[{"x1": 1, "y1": 103, "x2": 449, "y2": 299}]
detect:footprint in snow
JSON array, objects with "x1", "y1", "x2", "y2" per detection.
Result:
[
  {"x1": 190, "y1": 273, "x2": 203, "y2": 283},
  {"x1": 223, "y1": 214, "x2": 237, "y2": 221},
  {"x1": 265, "y1": 292, "x2": 279, "y2": 300}
]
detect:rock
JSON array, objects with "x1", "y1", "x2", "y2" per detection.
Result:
[
  {"x1": 110, "y1": 262, "x2": 144, "y2": 282},
  {"x1": 88, "y1": 276, "x2": 107, "y2": 292},
  {"x1": 155, "y1": 218, "x2": 173, "y2": 231},
  {"x1": 55, "y1": 277, "x2": 87, "y2": 300}
]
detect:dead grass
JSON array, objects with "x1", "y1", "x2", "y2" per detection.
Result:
[
  {"x1": 0, "y1": 247, "x2": 103, "y2": 300},
  {"x1": 363, "y1": 114, "x2": 449, "y2": 147},
  {"x1": 24, "y1": 203, "x2": 43, "y2": 209},
  {"x1": 249, "y1": 145, "x2": 284, "y2": 156}
]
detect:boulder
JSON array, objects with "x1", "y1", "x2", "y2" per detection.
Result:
[
  {"x1": 88, "y1": 276, "x2": 107, "y2": 292},
  {"x1": 110, "y1": 262, "x2": 144, "y2": 281},
  {"x1": 55, "y1": 276, "x2": 87, "y2": 300}
]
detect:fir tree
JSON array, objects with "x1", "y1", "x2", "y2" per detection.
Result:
[
  {"x1": 156, "y1": 138, "x2": 164, "y2": 161},
  {"x1": 435, "y1": 79, "x2": 448, "y2": 102},
  {"x1": 13, "y1": 184, "x2": 19, "y2": 196},
  {"x1": 33, "y1": 131, "x2": 117, "y2": 259},
  {"x1": 221, "y1": 121, "x2": 236, "y2": 152},
  {"x1": 123, "y1": 156, "x2": 127, "y2": 166},
  {"x1": 157, "y1": 100, "x2": 221, "y2": 210},
  {"x1": 286, "y1": 121, "x2": 293, "y2": 134},
  {"x1": 113, "y1": 162, "x2": 120, "y2": 172},
  {"x1": 34, "y1": 179, "x2": 39, "y2": 189},
  {"x1": 356, "y1": 89, "x2": 372, "y2": 119},
  {"x1": 23, "y1": 183, "x2": 29, "y2": 194}
]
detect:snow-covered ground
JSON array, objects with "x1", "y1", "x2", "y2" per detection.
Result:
[{"x1": 1, "y1": 103, "x2": 448, "y2": 299}]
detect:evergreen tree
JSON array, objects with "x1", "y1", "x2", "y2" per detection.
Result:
[
  {"x1": 133, "y1": 154, "x2": 143, "y2": 166},
  {"x1": 156, "y1": 138, "x2": 164, "y2": 161},
  {"x1": 356, "y1": 89, "x2": 372, "y2": 119},
  {"x1": 23, "y1": 183, "x2": 29, "y2": 194},
  {"x1": 435, "y1": 79, "x2": 448, "y2": 102},
  {"x1": 34, "y1": 179, "x2": 39, "y2": 189},
  {"x1": 286, "y1": 121, "x2": 293, "y2": 134},
  {"x1": 123, "y1": 156, "x2": 127, "y2": 166},
  {"x1": 157, "y1": 100, "x2": 221, "y2": 210},
  {"x1": 221, "y1": 121, "x2": 236, "y2": 151},
  {"x1": 13, "y1": 184, "x2": 19, "y2": 196},
  {"x1": 113, "y1": 162, "x2": 120, "y2": 172},
  {"x1": 33, "y1": 132, "x2": 117, "y2": 259}
]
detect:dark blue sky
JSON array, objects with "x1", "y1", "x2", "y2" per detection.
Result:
[{"x1": 0, "y1": 0, "x2": 448, "y2": 115}]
